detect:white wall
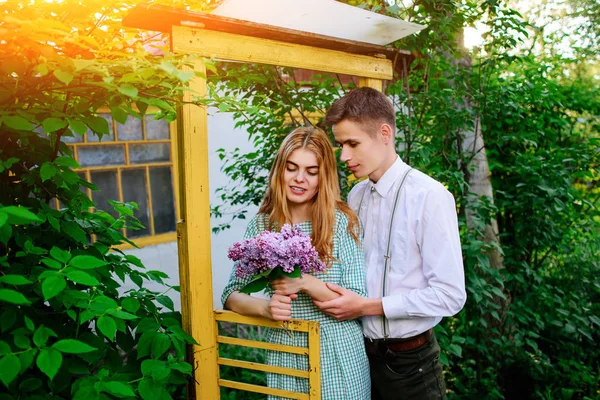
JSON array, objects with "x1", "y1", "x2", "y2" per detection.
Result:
[{"x1": 123, "y1": 108, "x2": 257, "y2": 311}]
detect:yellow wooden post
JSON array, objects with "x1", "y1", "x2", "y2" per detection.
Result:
[
  {"x1": 358, "y1": 77, "x2": 384, "y2": 91},
  {"x1": 175, "y1": 59, "x2": 219, "y2": 399}
]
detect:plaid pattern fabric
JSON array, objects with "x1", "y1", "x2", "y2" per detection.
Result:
[{"x1": 222, "y1": 211, "x2": 370, "y2": 399}]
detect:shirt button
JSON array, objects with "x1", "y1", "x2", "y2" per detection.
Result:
[{"x1": 371, "y1": 186, "x2": 375, "y2": 191}]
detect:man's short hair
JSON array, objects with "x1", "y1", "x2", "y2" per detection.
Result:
[{"x1": 324, "y1": 87, "x2": 396, "y2": 135}]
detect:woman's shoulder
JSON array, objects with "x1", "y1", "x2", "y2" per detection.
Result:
[
  {"x1": 334, "y1": 208, "x2": 351, "y2": 231},
  {"x1": 245, "y1": 213, "x2": 269, "y2": 236}
]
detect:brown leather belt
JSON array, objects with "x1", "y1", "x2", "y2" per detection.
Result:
[{"x1": 364, "y1": 329, "x2": 433, "y2": 355}]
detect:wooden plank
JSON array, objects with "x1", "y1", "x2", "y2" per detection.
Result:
[
  {"x1": 171, "y1": 26, "x2": 393, "y2": 80},
  {"x1": 175, "y1": 61, "x2": 218, "y2": 400},
  {"x1": 123, "y1": 3, "x2": 411, "y2": 61},
  {"x1": 217, "y1": 335, "x2": 308, "y2": 355},
  {"x1": 358, "y1": 77, "x2": 384, "y2": 91},
  {"x1": 218, "y1": 357, "x2": 309, "y2": 378},
  {"x1": 219, "y1": 379, "x2": 309, "y2": 400},
  {"x1": 215, "y1": 310, "x2": 311, "y2": 332},
  {"x1": 307, "y1": 322, "x2": 321, "y2": 400}
]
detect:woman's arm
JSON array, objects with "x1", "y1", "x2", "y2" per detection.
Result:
[
  {"x1": 271, "y1": 275, "x2": 340, "y2": 302},
  {"x1": 225, "y1": 290, "x2": 297, "y2": 321}
]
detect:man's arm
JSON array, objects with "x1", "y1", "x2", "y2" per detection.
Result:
[
  {"x1": 314, "y1": 283, "x2": 383, "y2": 321},
  {"x1": 382, "y1": 187, "x2": 467, "y2": 319}
]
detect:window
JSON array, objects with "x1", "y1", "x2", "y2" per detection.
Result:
[{"x1": 62, "y1": 112, "x2": 179, "y2": 248}]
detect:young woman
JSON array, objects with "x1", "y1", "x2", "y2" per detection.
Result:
[{"x1": 222, "y1": 126, "x2": 370, "y2": 399}]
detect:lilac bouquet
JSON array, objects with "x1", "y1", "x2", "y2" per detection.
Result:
[{"x1": 227, "y1": 224, "x2": 326, "y2": 294}]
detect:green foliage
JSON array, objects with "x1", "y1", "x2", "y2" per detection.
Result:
[{"x1": 0, "y1": 1, "x2": 204, "y2": 398}]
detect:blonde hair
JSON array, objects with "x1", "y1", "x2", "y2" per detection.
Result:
[{"x1": 258, "y1": 126, "x2": 359, "y2": 266}]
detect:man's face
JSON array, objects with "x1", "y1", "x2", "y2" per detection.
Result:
[{"x1": 333, "y1": 119, "x2": 387, "y2": 181}]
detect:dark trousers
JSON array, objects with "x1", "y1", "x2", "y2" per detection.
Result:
[{"x1": 368, "y1": 333, "x2": 446, "y2": 400}]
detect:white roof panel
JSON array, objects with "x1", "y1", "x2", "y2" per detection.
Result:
[{"x1": 212, "y1": 0, "x2": 425, "y2": 46}]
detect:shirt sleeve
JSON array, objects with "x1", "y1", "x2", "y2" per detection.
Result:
[
  {"x1": 221, "y1": 215, "x2": 263, "y2": 307},
  {"x1": 381, "y1": 187, "x2": 467, "y2": 319},
  {"x1": 336, "y1": 213, "x2": 368, "y2": 298}
]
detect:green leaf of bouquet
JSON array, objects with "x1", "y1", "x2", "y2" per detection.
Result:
[
  {"x1": 97, "y1": 315, "x2": 117, "y2": 341},
  {"x1": 42, "y1": 275, "x2": 66, "y2": 300},
  {"x1": 283, "y1": 266, "x2": 302, "y2": 279},
  {"x1": 0, "y1": 275, "x2": 32, "y2": 285},
  {"x1": 0, "y1": 289, "x2": 31, "y2": 305},
  {"x1": 68, "y1": 255, "x2": 107, "y2": 269},
  {"x1": 0, "y1": 354, "x2": 21, "y2": 387},
  {"x1": 52, "y1": 339, "x2": 97, "y2": 354},
  {"x1": 240, "y1": 276, "x2": 269, "y2": 294},
  {"x1": 36, "y1": 348, "x2": 62, "y2": 380}
]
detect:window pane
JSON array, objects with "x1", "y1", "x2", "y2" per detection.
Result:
[
  {"x1": 121, "y1": 169, "x2": 150, "y2": 238},
  {"x1": 77, "y1": 145, "x2": 125, "y2": 167},
  {"x1": 90, "y1": 170, "x2": 119, "y2": 219},
  {"x1": 145, "y1": 116, "x2": 170, "y2": 140},
  {"x1": 61, "y1": 132, "x2": 83, "y2": 143},
  {"x1": 129, "y1": 143, "x2": 170, "y2": 164},
  {"x1": 87, "y1": 115, "x2": 114, "y2": 142},
  {"x1": 150, "y1": 167, "x2": 176, "y2": 234},
  {"x1": 117, "y1": 117, "x2": 143, "y2": 141}
]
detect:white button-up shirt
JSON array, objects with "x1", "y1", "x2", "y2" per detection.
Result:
[{"x1": 348, "y1": 156, "x2": 466, "y2": 339}]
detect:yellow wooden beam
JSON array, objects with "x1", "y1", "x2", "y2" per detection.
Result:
[
  {"x1": 219, "y1": 379, "x2": 309, "y2": 400},
  {"x1": 218, "y1": 357, "x2": 309, "y2": 378},
  {"x1": 172, "y1": 26, "x2": 393, "y2": 81},
  {"x1": 176, "y1": 61, "x2": 218, "y2": 400},
  {"x1": 358, "y1": 77, "x2": 383, "y2": 91},
  {"x1": 215, "y1": 310, "x2": 312, "y2": 332},
  {"x1": 307, "y1": 322, "x2": 321, "y2": 400},
  {"x1": 217, "y1": 335, "x2": 307, "y2": 355}
]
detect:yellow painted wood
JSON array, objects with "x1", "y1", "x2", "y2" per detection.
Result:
[
  {"x1": 73, "y1": 139, "x2": 171, "y2": 146},
  {"x1": 171, "y1": 26, "x2": 393, "y2": 80},
  {"x1": 175, "y1": 60, "x2": 218, "y2": 399},
  {"x1": 307, "y1": 322, "x2": 321, "y2": 400},
  {"x1": 218, "y1": 357, "x2": 309, "y2": 378},
  {"x1": 219, "y1": 379, "x2": 309, "y2": 400},
  {"x1": 215, "y1": 310, "x2": 311, "y2": 332},
  {"x1": 114, "y1": 232, "x2": 177, "y2": 250},
  {"x1": 358, "y1": 77, "x2": 384, "y2": 91},
  {"x1": 169, "y1": 121, "x2": 181, "y2": 221},
  {"x1": 217, "y1": 335, "x2": 307, "y2": 355}
]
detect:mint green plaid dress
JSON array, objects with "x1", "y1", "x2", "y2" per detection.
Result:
[{"x1": 222, "y1": 210, "x2": 370, "y2": 399}]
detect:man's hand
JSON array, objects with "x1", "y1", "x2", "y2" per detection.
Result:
[
  {"x1": 266, "y1": 290, "x2": 298, "y2": 321},
  {"x1": 270, "y1": 276, "x2": 304, "y2": 296},
  {"x1": 313, "y1": 282, "x2": 365, "y2": 321}
]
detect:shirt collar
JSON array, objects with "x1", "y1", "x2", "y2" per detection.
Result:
[{"x1": 370, "y1": 156, "x2": 409, "y2": 198}]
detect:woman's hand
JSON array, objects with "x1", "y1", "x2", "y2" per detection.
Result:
[
  {"x1": 270, "y1": 276, "x2": 305, "y2": 296},
  {"x1": 265, "y1": 290, "x2": 298, "y2": 321}
]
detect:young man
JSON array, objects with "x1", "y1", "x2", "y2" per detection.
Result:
[{"x1": 315, "y1": 87, "x2": 467, "y2": 399}]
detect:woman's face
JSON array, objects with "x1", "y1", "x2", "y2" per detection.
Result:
[{"x1": 283, "y1": 148, "x2": 320, "y2": 207}]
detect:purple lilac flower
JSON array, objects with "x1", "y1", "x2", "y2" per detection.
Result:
[{"x1": 227, "y1": 224, "x2": 326, "y2": 280}]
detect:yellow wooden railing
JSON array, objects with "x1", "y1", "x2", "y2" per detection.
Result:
[{"x1": 215, "y1": 310, "x2": 321, "y2": 400}]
